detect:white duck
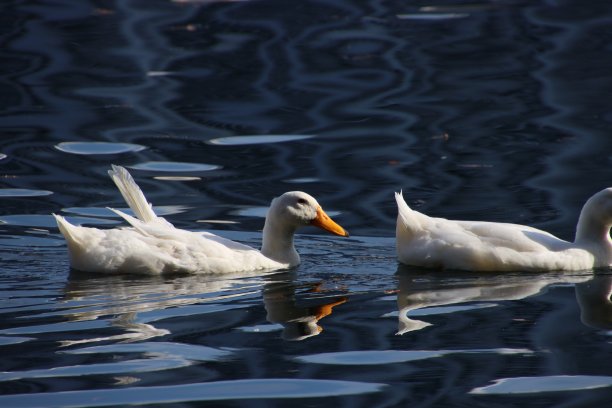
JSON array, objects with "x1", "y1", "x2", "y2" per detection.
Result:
[
  {"x1": 54, "y1": 165, "x2": 348, "y2": 275},
  {"x1": 395, "y1": 189, "x2": 612, "y2": 272}
]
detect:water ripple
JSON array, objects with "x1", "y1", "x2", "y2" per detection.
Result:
[
  {"x1": 0, "y1": 379, "x2": 385, "y2": 407},
  {"x1": 64, "y1": 341, "x2": 233, "y2": 361},
  {"x1": 55, "y1": 142, "x2": 146, "y2": 155},
  {"x1": 0, "y1": 189, "x2": 53, "y2": 197},
  {"x1": 128, "y1": 161, "x2": 220, "y2": 172},
  {"x1": 62, "y1": 205, "x2": 189, "y2": 218},
  {"x1": 295, "y1": 348, "x2": 534, "y2": 365},
  {"x1": 1, "y1": 0, "x2": 612, "y2": 406},
  {"x1": 0, "y1": 215, "x2": 119, "y2": 228},
  {"x1": 470, "y1": 375, "x2": 612, "y2": 395},
  {"x1": 0, "y1": 358, "x2": 192, "y2": 382},
  {"x1": 208, "y1": 134, "x2": 314, "y2": 145}
]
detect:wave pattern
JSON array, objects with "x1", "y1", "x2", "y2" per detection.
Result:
[
  {"x1": 0, "y1": 0, "x2": 610, "y2": 237},
  {"x1": 0, "y1": 238, "x2": 610, "y2": 406},
  {"x1": 1, "y1": 1, "x2": 612, "y2": 406}
]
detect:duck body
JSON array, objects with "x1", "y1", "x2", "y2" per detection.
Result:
[
  {"x1": 54, "y1": 165, "x2": 348, "y2": 275},
  {"x1": 395, "y1": 189, "x2": 612, "y2": 272},
  {"x1": 55, "y1": 219, "x2": 286, "y2": 275}
]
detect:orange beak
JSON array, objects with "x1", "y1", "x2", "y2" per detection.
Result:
[{"x1": 310, "y1": 207, "x2": 349, "y2": 237}]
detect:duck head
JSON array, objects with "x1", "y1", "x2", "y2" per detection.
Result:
[
  {"x1": 261, "y1": 191, "x2": 349, "y2": 266},
  {"x1": 268, "y1": 191, "x2": 349, "y2": 237}
]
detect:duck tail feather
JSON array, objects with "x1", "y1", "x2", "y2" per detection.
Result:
[
  {"x1": 395, "y1": 191, "x2": 422, "y2": 232},
  {"x1": 108, "y1": 165, "x2": 157, "y2": 223},
  {"x1": 53, "y1": 214, "x2": 84, "y2": 247}
]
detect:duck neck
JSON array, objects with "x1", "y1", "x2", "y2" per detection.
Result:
[
  {"x1": 575, "y1": 209, "x2": 612, "y2": 250},
  {"x1": 261, "y1": 216, "x2": 300, "y2": 266}
]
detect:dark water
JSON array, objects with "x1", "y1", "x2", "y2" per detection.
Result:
[{"x1": 1, "y1": 0, "x2": 612, "y2": 406}]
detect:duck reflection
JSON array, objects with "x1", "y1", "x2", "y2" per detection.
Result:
[
  {"x1": 61, "y1": 270, "x2": 272, "y2": 346},
  {"x1": 263, "y1": 273, "x2": 347, "y2": 341},
  {"x1": 60, "y1": 269, "x2": 346, "y2": 346},
  {"x1": 395, "y1": 265, "x2": 594, "y2": 335},
  {"x1": 575, "y1": 274, "x2": 612, "y2": 330},
  {"x1": 61, "y1": 311, "x2": 171, "y2": 346}
]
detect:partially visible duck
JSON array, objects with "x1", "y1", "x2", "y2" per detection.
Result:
[{"x1": 395, "y1": 189, "x2": 612, "y2": 272}]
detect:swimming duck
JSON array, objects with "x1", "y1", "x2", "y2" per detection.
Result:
[
  {"x1": 395, "y1": 189, "x2": 612, "y2": 272},
  {"x1": 54, "y1": 165, "x2": 348, "y2": 275}
]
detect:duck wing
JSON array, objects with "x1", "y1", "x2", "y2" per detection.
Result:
[
  {"x1": 455, "y1": 220, "x2": 569, "y2": 253},
  {"x1": 396, "y1": 191, "x2": 569, "y2": 253}
]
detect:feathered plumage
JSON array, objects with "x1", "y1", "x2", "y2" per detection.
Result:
[
  {"x1": 395, "y1": 189, "x2": 612, "y2": 271},
  {"x1": 54, "y1": 165, "x2": 348, "y2": 275}
]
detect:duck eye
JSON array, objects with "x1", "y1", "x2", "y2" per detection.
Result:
[{"x1": 297, "y1": 198, "x2": 308, "y2": 205}]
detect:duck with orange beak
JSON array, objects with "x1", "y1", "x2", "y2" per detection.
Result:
[
  {"x1": 54, "y1": 166, "x2": 349, "y2": 275},
  {"x1": 260, "y1": 191, "x2": 349, "y2": 266}
]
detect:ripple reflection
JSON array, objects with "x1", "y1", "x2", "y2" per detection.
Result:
[
  {"x1": 471, "y1": 375, "x2": 612, "y2": 395},
  {"x1": 128, "y1": 161, "x2": 220, "y2": 172},
  {"x1": 0, "y1": 378, "x2": 385, "y2": 407},
  {"x1": 208, "y1": 135, "x2": 314, "y2": 145},
  {"x1": 0, "y1": 189, "x2": 53, "y2": 197},
  {"x1": 394, "y1": 268, "x2": 593, "y2": 335},
  {"x1": 55, "y1": 142, "x2": 147, "y2": 155}
]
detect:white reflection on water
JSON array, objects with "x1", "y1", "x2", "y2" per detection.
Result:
[
  {"x1": 284, "y1": 177, "x2": 320, "y2": 184},
  {"x1": 55, "y1": 142, "x2": 146, "y2": 155},
  {"x1": 62, "y1": 205, "x2": 189, "y2": 218},
  {"x1": 65, "y1": 341, "x2": 233, "y2": 361},
  {"x1": 207, "y1": 135, "x2": 313, "y2": 145},
  {"x1": 470, "y1": 375, "x2": 612, "y2": 394},
  {"x1": 0, "y1": 214, "x2": 120, "y2": 228},
  {"x1": 0, "y1": 378, "x2": 385, "y2": 407},
  {"x1": 233, "y1": 206, "x2": 341, "y2": 218},
  {"x1": 394, "y1": 269, "x2": 594, "y2": 335},
  {"x1": 295, "y1": 348, "x2": 533, "y2": 366},
  {"x1": 0, "y1": 357, "x2": 192, "y2": 382},
  {"x1": 54, "y1": 272, "x2": 267, "y2": 346},
  {"x1": 127, "y1": 161, "x2": 220, "y2": 172},
  {"x1": 153, "y1": 176, "x2": 201, "y2": 181},
  {"x1": 0, "y1": 336, "x2": 32, "y2": 345},
  {"x1": 0, "y1": 188, "x2": 53, "y2": 197},
  {"x1": 396, "y1": 13, "x2": 470, "y2": 20},
  {"x1": 17, "y1": 267, "x2": 348, "y2": 346}
]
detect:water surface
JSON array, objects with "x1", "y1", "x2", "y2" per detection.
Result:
[{"x1": 1, "y1": 0, "x2": 611, "y2": 406}]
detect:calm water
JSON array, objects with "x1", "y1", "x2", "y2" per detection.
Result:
[{"x1": 1, "y1": 0, "x2": 612, "y2": 406}]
